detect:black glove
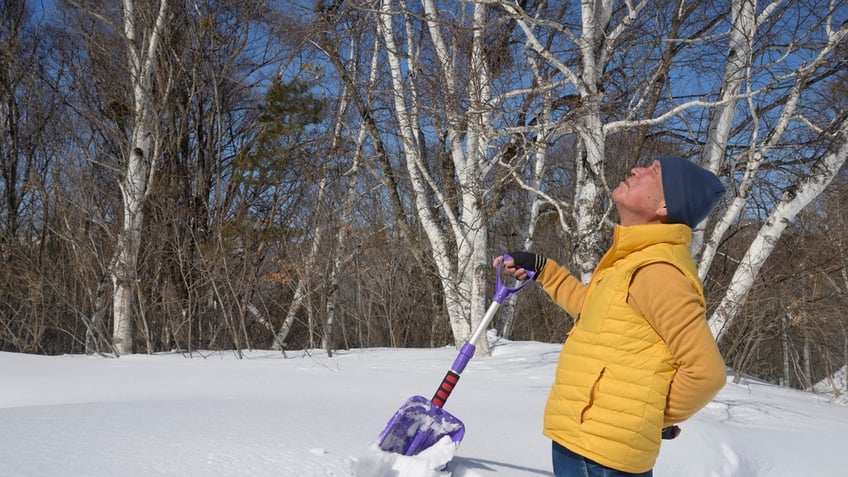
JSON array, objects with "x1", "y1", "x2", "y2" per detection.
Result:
[
  {"x1": 661, "y1": 425, "x2": 681, "y2": 440},
  {"x1": 507, "y1": 251, "x2": 547, "y2": 276}
]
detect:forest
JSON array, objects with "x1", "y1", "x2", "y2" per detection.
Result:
[{"x1": 1, "y1": 0, "x2": 847, "y2": 393}]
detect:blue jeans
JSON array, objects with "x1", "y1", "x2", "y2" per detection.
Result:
[{"x1": 552, "y1": 441, "x2": 653, "y2": 477}]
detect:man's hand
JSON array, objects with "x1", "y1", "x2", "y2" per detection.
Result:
[
  {"x1": 494, "y1": 251, "x2": 547, "y2": 281},
  {"x1": 662, "y1": 425, "x2": 681, "y2": 440}
]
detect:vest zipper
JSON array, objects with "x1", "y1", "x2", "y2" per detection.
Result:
[{"x1": 581, "y1": 367, "x2": 605, "y2": 423}]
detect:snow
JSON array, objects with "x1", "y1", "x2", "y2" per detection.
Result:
[
  {"x1": 2, "y1": 338, "x2": 847, "y2": 477},
  {"x1": 813, "y1": 366, "x2": 848, "y2": 406}
]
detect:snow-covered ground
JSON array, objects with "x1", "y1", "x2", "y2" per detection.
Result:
[{"x1": 2, "y1": 338, "x2": 847, "y2": 476}]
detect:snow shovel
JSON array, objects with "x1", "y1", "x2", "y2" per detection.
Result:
[{"x1": 376, "y1": 254, "x2": 535, "y2": 456}]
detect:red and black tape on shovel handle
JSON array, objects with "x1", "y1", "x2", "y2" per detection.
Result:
[{"x1": 432, "y1": 370, "x2": 460, "y2": 408}]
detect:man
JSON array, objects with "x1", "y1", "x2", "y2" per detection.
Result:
[{"x1": 496, "y1": 157, "x2": 727, "y2": 476}]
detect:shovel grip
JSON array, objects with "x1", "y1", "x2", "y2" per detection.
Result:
[{"x1": 431, "y1": 370, "x2": 460, "y2": 408}]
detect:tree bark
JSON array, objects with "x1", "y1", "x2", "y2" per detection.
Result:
[
  {"x1": 710, "y1": 118, "x2": 848, "y2": 341},
  {"x1": 111, "y1": 0, "x2": 168, "y2": 354}
]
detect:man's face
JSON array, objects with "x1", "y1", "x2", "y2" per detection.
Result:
[{"x1": 612, "y1": 160, "x2": 668, "y2": 226}]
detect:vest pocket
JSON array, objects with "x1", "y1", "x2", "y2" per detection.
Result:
[{"x1": 580, "y1": 367, "x2": 605, "y2": 423}]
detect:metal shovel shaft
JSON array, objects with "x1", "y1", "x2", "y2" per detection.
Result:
[{"x1": 431, "y1": 299, "x2": 502, "y2": 407}]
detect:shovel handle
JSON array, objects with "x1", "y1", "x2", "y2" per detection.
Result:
[
  {"x1": 429, "y1": 253, "x2": 537, "y2": 408},
  {"x1": 493, "y1": 253, "x2": 536, "y2": 304},
  {"x1": 431, "y1": 370, "x2": 460, "y2": 408}
]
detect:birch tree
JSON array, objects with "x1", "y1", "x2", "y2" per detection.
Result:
[
  {"x1": 109, "y1": 0, "x2": 169, "y2": 354},
  {"x1": 710, "y1": 118, "x2": 848, "y2": 341},
  {"x1": 57, "y1": 0, "x2": 294, "y2": 355},
  {"x1": 496, "y1": 0, "x2": 652, "y2": 282},
  {"x1": 691, "y1": 0, "x2": 760, "y2": 263},
  {"x1": 489, "y1": 1, "x2": 848, "y2": 350},
  {"x1": 377, "y1": 0, "x2": 498, "y2": 349},
  {"x1": 286, "y1": 1, "x2": 458, "y2": 351},
  {"x1": 705, "y1": 4, "x2": 848, "y2": 341}
]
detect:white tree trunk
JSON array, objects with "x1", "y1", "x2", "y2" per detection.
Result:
[
  {"x1": 781, "y1": 312, "x2": 790, "y2": 386},
  {"x1": 378, "y1": 0, "x2": 494, "y2": 350},
  {"x1": 274, "y1": 175, "x2": 327, "y2": 349},
  {"x1": 111, "y1": 0, "x2": 168, "y2": 355},
  {"x1": 704, "y1": 15, "x2": 848, "y2": 339},
  {"x1": 322, "y1": 74, "x2": 366, "y2": 357},
  {"x1": 572, "y1": 110, "x2": 606, "y2": 282},
  {"x1": 692, "y1": 0, "x2": 757, "y2": 261},
  {"x1": 710, "y1": 119, "x2": 848, "y2": 341},
  {"x1": 698, "y1": 0, "x2": 809, "y2": 280}
]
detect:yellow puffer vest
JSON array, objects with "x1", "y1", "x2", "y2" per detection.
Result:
[{"x1": 543, "y1": 224, "x2": 704, "y2": 473}]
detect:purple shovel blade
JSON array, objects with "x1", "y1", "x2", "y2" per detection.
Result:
[{"x1": 377, "y1": 395, "x2": 465, "y2": 456}]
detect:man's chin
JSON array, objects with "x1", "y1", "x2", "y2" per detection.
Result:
[{"x1": 611, "y1": 185, "x2": 625, "y2": 200}]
